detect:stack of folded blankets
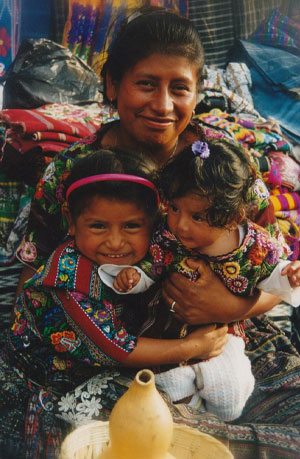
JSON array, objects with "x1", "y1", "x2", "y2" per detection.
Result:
[{"x1": 0, "y1": 102, "x2": 116, "y2": 186}]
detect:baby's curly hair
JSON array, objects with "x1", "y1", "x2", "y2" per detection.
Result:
[{"x1": 160, "y1": 138, "x2": 257, "y2": 228}]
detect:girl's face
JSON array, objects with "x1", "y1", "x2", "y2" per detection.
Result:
[
  {"x1": 167, "y1": 193, "x2": 226, "y2": 254},
  {"x1": 107, "y1": 53, "x2": 198, "y2": 157},
  {"x1": 67, "y1": 197, "x2": 152, "y2": 266}
]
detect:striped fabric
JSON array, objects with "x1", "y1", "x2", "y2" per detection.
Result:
[
  {"x1": 233, "y1": 0, "x2": 287, "y2": 39},
  {"x1": 189, "y1": 0, "x2": 236, "y2": 67},
  {"x1": 0, "y1": 261, "x2": 23, "y2": 338},
  {"x1": 189, "y1": 0, "x2": 293, "y2": 67},
  {"x1": 270, "y1": 192, "x2": 300, "y2": 212}
]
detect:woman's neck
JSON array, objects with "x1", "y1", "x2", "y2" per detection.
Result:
[{"x1": 103, "y1": 122, "x2": 180, "y2": 168}]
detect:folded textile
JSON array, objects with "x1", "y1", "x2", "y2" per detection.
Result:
[
  {"x1": 268, "y1": 151, "x2": 300, "y2": 191},
  {"x1": 269, "y1": 192, "x2": 300, "y2": 212},
  {"x1": 195, "y1": 109, "x2": 290, "y2": 154},
  {"x1": 249, "y1": 8, "x2": 300, "y2": 57},
  {"x1": 0, "y1": 103, "x2": 109, "y2": 138},
  {"x1": 32, "y1": 131, "x2": 80, "y2": 144},
  {"x1": 0, "y1": 102, "x2": 117, "y2": 185}
]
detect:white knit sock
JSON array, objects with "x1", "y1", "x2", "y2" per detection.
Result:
[
  {"x1": 194, "y1": 335, "x2": 255, "y2": 421},
  {"x1": 155, "y1": 365, "x2": 196, "y2": 402}
]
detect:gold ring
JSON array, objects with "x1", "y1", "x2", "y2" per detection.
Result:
[{"x1": 170, "y1": 300, "x2": 176, "y2": 313}]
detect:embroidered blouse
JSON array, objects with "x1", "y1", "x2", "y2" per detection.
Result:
[
  {"x1": 8, "y1": 239, "x2": 137, "y2": 389},
  {"x1": 138, "y1": 219, "x2": 289, "y2": 298}
]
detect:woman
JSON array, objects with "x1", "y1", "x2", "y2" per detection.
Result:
[
  {"x1": 18, "y1": 7, "x2": 277, "y2": 319},
  {"x1": 11, "y1": 6, "x2": 300, "y2": 458}
]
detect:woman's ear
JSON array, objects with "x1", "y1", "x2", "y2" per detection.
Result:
[
  {"x1": 62, "y1": 206, "x2": 75, "y2": 236},
  {"x1": 106, "y1": 73, "x2": 118, "y2": 101}
]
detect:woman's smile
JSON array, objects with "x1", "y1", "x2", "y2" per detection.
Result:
[
  {"x1": 108, "y1": 53, "x2": 198, "y2": 152},
  {"x1": 139, "y1": 117, "x2": 176, "y2": 131}
]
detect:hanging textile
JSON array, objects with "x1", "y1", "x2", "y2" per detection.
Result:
[
  {"x1": 62, "y1": 0, "x2": 188, "y2": 77},
  {"x1": 0, "y1": 0, "x2": 20, "y2": 76}
]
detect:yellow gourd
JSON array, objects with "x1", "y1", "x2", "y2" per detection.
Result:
[{"x1": 99, "y1": 369, "x2": 175, "y2": 459}]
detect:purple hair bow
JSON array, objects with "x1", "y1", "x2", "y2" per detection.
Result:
[{"x1": 191, "y1": 141, "x2": 210, "y2": 159}]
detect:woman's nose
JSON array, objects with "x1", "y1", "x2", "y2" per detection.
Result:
[{"x1": 151, "y1": 87, "x2": 173, "y2": 114}]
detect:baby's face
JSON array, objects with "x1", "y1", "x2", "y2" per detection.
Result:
[
  {"x1": 68, "y1": 197, "x2": 152, "y2": 266},
  {"x1": 167, "y1": 193, "x2": 225, "y2": 253}
]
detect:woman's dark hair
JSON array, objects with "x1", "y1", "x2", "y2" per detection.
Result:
[
  {"x1": 101, "y1": 6, "x2": 204, "y2": 102},
  {"x1": 64, "y1": 148, "x2": 159, "y2": 221},
  {"x1": 160, "y1": 138, "x2": 257, "y2": 228}
]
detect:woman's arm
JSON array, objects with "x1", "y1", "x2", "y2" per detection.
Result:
[
  {"x1": 162, "y1": 259, "x2": 280, "y2": 325},
  {"x1": 124, "y1": 323, "x2": 228, "y2": 367}
]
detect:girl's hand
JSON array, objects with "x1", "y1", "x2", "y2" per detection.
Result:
[
  {"x1": 113, "y1": 267, "x2": 141, "y2": 292},
  {"x1": 184, "y1": 323, "x2": 228, "y2": 360},
  {"x1": 124, "y1": 323, "x2": 228, "y2": 367},
  {"x1": 281, "y1": 261, "x2": 300, "y2": 288}
]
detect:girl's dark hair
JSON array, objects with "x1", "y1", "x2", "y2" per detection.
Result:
[
  {"x1": 64, "y1": 148, "x2": 159, "y2": 221},
  {"x1": 160, "y1": 138, "x2": 257, "y2": 228},
  {"x1": 101, "y1": 6, "x2": 204, "y2": 102}
]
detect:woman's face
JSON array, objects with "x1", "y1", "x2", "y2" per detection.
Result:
[{"x1": 108, "y1": 53, "x2": 198, "y2": 155}]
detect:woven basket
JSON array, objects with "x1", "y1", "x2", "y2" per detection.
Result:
[{"x1": 60, "y1": 420, "x2": 233, "y2": 458}]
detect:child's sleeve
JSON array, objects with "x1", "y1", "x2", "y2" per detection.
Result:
[
  {"x1": 258, "y1": 260, "x2": 300, "y2": 307},
  {"x1": 98, "y1": 264, "x2": 154, "y2": 294}
]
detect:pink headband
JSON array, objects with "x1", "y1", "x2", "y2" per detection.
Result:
[{"x1": 66, "y1": 173, "x2": 160, "y2": 206}]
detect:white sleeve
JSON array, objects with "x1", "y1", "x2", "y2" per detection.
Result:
[
  {"x1": 98, "y1": 264, "x2": 155, "y2": 295},
  {"x1": 258, "y1": 260, "x2": 300, "y2": 307}
]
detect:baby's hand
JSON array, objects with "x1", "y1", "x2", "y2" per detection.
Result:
[
  {"x1": 281, "y1": 261, "x2": 300, "y2": 288},
  {"x1": 113, "y1": 268, "x2": 141, "y2": 292}
]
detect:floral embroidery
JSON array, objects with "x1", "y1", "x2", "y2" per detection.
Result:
[
  {"x1": 226, "y1": 275, "x2": 249, "y2": 293},
  {"x1": 29, "y1": 291, "x2": 47, "y2": 309},
  {"x1": 150, "y1": 244, "x2": 163, "y2": 263},
  {"x1": 222, "y1": 261, "x2": 240, "y2": 278},
  {"x1": 43, "y1": 161, "x2": 56, "y2": 182},
  {"x1": 253, "y1": 178, "x2": 269, "y2": 199},
  {"x1": 265, "y1": 243, "x2": 281, "y2": 265},
  {"x1": 61, "y1": 256, "x2": 76, "y2": 271},
  {"x1": 144, "y1": 219, "x2": 286, "y2": 298},
  {"x1": 52, "y1": 356, "x2": 72, "y2": 371},
  {"x1": 51, "y1": 331, "x2": 79, "y2": 353},
  {"x1": 163, "y1": 251, "x2": 173, "y2": 266},
  {"x1": 11, "y1": 310, "x2": 27, "y2": 336},
  {"x1": 20, "y1": 241, "x2": 37, "y2": 262},
  {"x1": 34, "y1": 181, "x2": 44, "y2": 200},
  {"x1": 248, "y1": 243, "x2": 267, "y2": 265}
]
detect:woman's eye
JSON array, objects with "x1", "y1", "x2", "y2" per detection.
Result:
[
  {"x1": 136, "y1": 80, "x2": 155, "y2": 88},
  {"x1": 172, "y1": 84, "x2": 190, "y2": 93}
]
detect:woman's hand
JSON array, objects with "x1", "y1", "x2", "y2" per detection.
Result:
[
  {"x1": 162, "y1": 259, "x2": 259, "y2": 324},
  {"x1": 184, "y1": 323, "x2": 228, "y2": 360}
]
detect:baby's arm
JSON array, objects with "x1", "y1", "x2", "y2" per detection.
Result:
[
  {"x1": 98, "y1": 264, "x2": 154, "y2": 294},
  {"x1": 113, "y1": 267, "x2": 141, "y2": 292},
  {"x1": 281, "y1": 261, "x2": 300, "y2": 288},
  {"x1": 258, "y1": 260, "x2": 300, "y2": 307}
]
